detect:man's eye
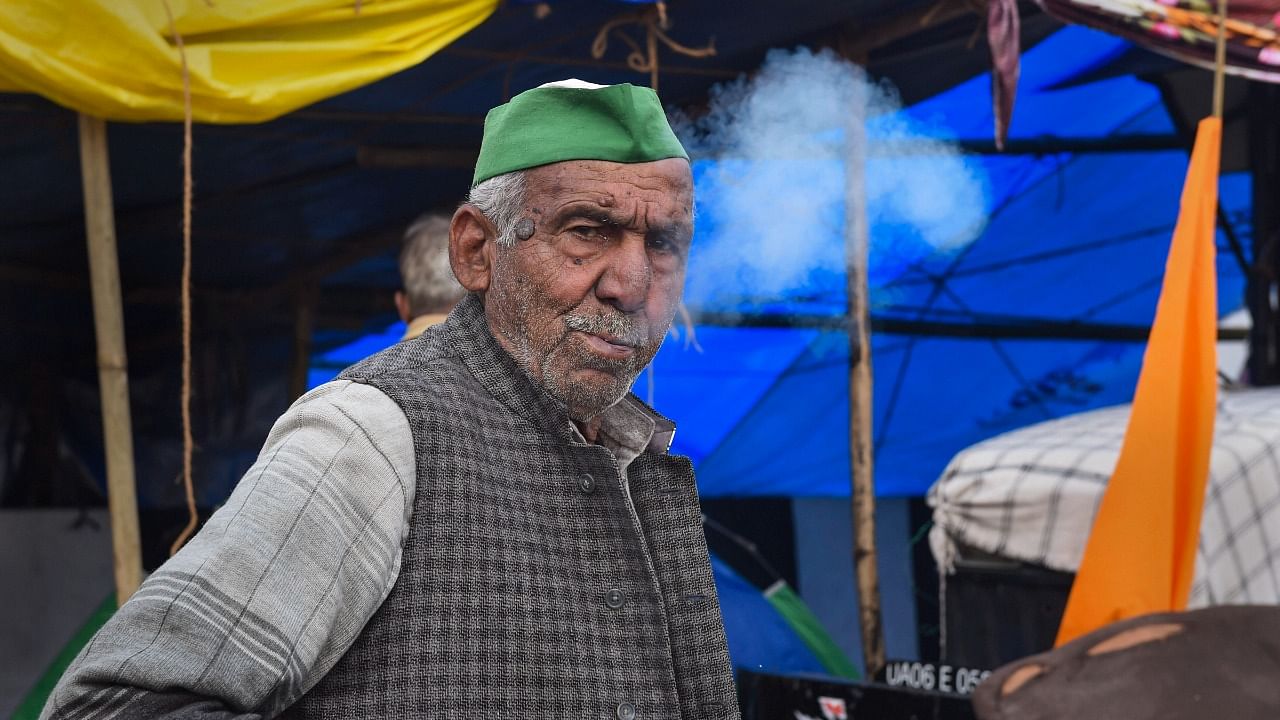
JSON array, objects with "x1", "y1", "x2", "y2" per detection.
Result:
[
  {"x1": 570, "y1": 226, "x2": 602, "y2": 239},
  {"x1": 648, "y1": 237, "x2": 678, "y2": 254}
]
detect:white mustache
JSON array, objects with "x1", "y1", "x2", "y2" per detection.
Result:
[{"x1": 563, "y1": 314, "x2": 649, "y2": 348}]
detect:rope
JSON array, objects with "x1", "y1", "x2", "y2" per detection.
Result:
[
  {"x1": 163, "y1": 0, "x2": 198, "y2": 557},
  {"x1": 702, "y1": 513, "x2": 785, "y2": 585},
  {"x1": 591, "y1": 3, "x2": 715, "y2": 95}
]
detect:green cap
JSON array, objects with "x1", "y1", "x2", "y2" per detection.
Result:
[{"x1": 471, "y1": 80, "x2": 689, "y2": 187}]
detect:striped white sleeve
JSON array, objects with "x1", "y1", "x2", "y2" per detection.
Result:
[{"x1": 42, "y1": 380, "x2": 416, "y2": 719}]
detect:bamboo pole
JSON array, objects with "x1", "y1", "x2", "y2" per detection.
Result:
[
  {"x1": 77, "y1": 114, "x2": 142, "y2": 605},
  {"x1": 289, "y1": 283, "x2": 317, "y2": 401},
  {"x1": 845, "y1": 107, "x2": 886, "y2": 677},
  {"x1": 1212, "y1": 0, "x2": 1228, "y2": 121}
]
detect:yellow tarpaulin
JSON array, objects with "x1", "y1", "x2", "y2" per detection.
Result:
[{"x1": 0, "y1": 0, "x2": 499, "y2": 123}]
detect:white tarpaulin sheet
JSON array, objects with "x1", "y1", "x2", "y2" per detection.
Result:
[{"x1": 929, "y1": 387, "x2": 1280, "y2": 606}]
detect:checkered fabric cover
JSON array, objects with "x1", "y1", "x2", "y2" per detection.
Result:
[
  {"x1": 929, "y1": 387, "x2": 1280, "y2": 606},
  {"x1": 284, "y1": 293, "x2": 738, "y2": 719}
]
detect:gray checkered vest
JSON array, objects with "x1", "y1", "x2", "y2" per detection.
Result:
[{"x1": 283, "y1": 294, "x2": 739, "y2": 719}]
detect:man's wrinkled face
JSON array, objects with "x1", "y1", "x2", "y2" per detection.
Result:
[{"x1": 484, "y1": 158, "x2": 693, "y2": 420}]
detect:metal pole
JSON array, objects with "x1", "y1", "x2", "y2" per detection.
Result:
[
  {"x1": 77, "y1": 114, "x2": 142, "y2": 604},
  {"x1": 845, "y1": 108, "x2": 886, "y2": 678}
]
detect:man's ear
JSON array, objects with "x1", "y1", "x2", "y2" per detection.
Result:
[
  {"x1": 450, "y1": 205, "x2": 495, "y2": 293},
  {"x1": 393, "y1": 291, "x2": 411, "y2": 323}
]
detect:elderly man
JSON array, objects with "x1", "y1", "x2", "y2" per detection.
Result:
[
  {"x1": 43, "y1": 80, "x2": 738, "y2": 719},
  {"x1": 394, "y1": 212, "x2": 466, "y2": 340}
]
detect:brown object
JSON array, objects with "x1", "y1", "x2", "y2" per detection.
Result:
[
  {"x1": 166, "y1": 1, "x2": 199, "y2": 557},
  {"x1": 836, "y1": 0, "x2": 982, "y2": 65},
  {"x1": 987, "y1": 0, "x2": 1020, "y2": 149},
  {"x1": 1086, "y1": 622, "x2": 1184, "y2": 656},
  {"x1": 77, "y1": 114, "x2": 142, "y2": 604},
  {"x1": 845, "y1": 105, "x2": 885, "y2": 677},
  {"x1": 974, "y1": 606, "x2": 1280, "y2": 720},
  {"x1": 289, "y1": 284, "x2": 317, "y2": 400},
  {"x1": 1036, "y1": 0, "x2": 1280, "y2": 84},
  {"x1": 1000, "y1": 663, "x2": 1045, "y2": 696},
  {"x1": 1214, "y1": 0, "x2": 1230, "y2": 120},
  {"x1": 590, "y1": 4, "x2": 716, "y2": 94}
]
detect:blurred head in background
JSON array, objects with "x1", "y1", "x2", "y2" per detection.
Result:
[{"x1": 395, "y1": 212, "x2": 466, "y2": 340}]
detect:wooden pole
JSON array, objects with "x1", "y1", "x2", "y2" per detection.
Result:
[
  {"x1": 77, "y1": 114, "x2": 142, "y2": 605},
  {"x1": 289, "y1": 283, "x2": 317, "y2": 401},
  {"x1": 1212, "y1": 0, "x2": 1228, "y2": 121},
  {"x1": 845, "y1": 106, "x2": 886, "y2": 677}
]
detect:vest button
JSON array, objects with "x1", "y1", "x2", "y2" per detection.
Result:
[
  {"x1": 604, "y1": 588, "x2": 626, "y2": 609},
  {"x1": 578, "y1": 473, "x2": 597, "y2": 494},
  {"x1": 616, "y1": 701, "x2": 636, "y2": 720}
]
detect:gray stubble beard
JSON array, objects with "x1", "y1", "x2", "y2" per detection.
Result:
[
  {"x1": 489, "y1": 248, "x2": 672, "y2": 420},
  {"x1": 540, "y1": 330, "x2": 661, "y2": 421}
]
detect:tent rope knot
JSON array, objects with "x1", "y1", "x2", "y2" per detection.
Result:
[{"x1": 590, "y1": 4, "x2": 716, "y2": 93}]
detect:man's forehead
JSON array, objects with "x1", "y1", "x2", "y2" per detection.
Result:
[
  {"x1": 527, "y1": 159, "x2": 693, "y2": 211},
  {"x1": 533, "y1": 157, "x2": 691, "y2": 184}
]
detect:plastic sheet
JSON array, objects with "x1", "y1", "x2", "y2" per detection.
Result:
[{"x1": 0, "y1": 0, "x2": 498, "y2": 122}]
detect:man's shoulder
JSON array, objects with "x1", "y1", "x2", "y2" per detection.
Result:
[
  {"x1": 338, "y1": 330, "x2": 489, "y2": 419},
  {"x1": 284, "y1": 379, "x2": 412, "y2": 444},
  {"x1": 342, "y1": 327, "x2": 462, "y2": 382}
]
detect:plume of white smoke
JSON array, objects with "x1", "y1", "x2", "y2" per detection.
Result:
[{"x1": 673, "y1": 47, "x2": 988, "y2": 310}]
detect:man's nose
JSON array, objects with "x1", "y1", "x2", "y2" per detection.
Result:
[{"x1": 593, "y1": 237, "x2": 651, "y2": 314}]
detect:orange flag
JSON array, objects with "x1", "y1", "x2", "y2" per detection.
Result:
[{"x1": 1055, "y1": 117, "x2": 1221, "y2": 646}]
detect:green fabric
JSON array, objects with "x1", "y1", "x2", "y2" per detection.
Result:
[
  {"x1": 472, "y1": 83, "x2": 688, "y2": 186},
  {"x1": 13, "y1": 593, "x2": 116, "y2": 720},
  {"x1": 764, "y1": 580, "x2": 861, "y2": 680}
]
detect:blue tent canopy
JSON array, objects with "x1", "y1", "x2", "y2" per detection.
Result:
[
  {"x1": 314, "y1": 25, "x2": 1250, "y2": 498},
  {"x1": 656, "y1": 26, "x2": 1249, "y2": 497},
  {"x1": 710, "y1": 554, "x2": 828, "y2": 675}
]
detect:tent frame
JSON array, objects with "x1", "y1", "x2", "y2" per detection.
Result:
[{"x1": 77, "y1": 114, "x2": 141, "y2": 604}]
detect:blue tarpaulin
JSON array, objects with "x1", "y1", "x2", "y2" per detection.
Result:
[
  {"x1": 313, "y1": 25, "x2": 1250, "y2": 499},
  {"x1": 710, "y1": 554, "x2": 828, "y2": 674},
  {"x1": 654, "y1": 26, "x2": 1249, "y2": 497}
]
